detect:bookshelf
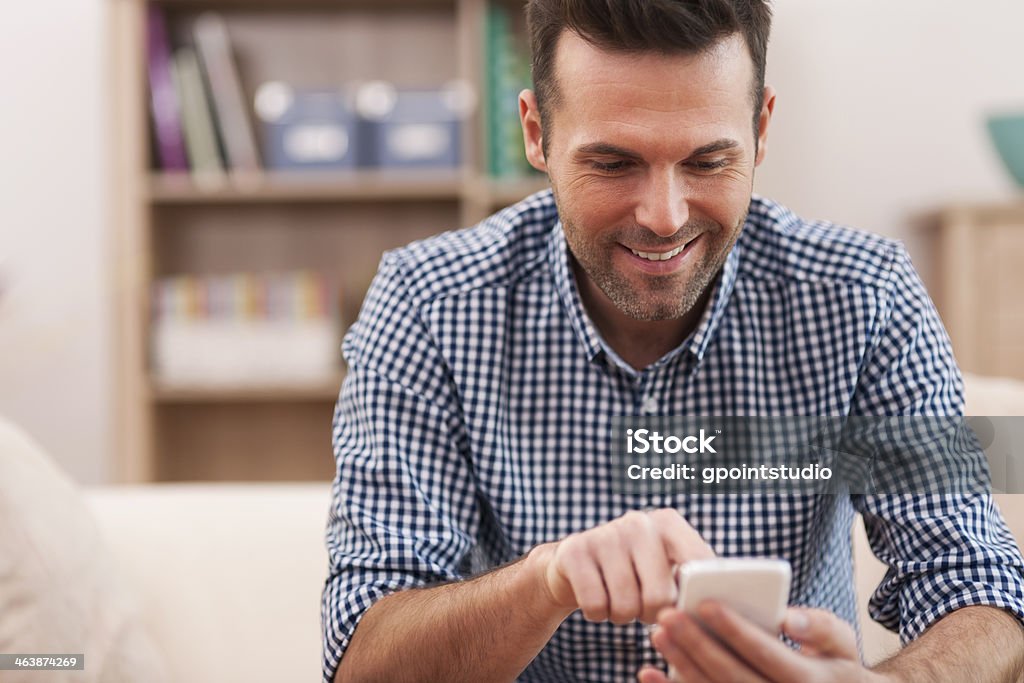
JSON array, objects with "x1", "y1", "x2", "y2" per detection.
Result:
[{"x1": 110, "y1": 0, "x2": 546, "y2": 482}]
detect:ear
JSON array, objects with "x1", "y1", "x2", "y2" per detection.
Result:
[
  {"x1": 519, "y1": 89, "x2": 548, "y2": 173},
  {"x1": 754, "y1": 85, "x2": 776, "y2": 168}
]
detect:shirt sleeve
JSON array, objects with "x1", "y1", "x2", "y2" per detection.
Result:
[
  {"x1": 850, "y1": 243, "x2": 1024, "y2": 643},
  {"x1": 320, "y1": 253, "x2": 479, "y2": 682}
]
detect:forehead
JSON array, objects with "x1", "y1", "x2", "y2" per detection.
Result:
[{"x1": 550, "y1": 31, "x2": 755, "y2": 149}]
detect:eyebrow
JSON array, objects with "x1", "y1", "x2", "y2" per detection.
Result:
[
  {"x1": 690, "y1": 139, "x2": 742, "y2": 156},
  {"x1": 574, "y1": 142, "x2": 644, "y2": 159},
  {"x1": 574, "y1": 138, "x2": 741, "y2": 159}
]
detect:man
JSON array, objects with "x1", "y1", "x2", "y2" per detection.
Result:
[{"x1": 322, "y1": 1, "x2": 1024, "y2": 681}]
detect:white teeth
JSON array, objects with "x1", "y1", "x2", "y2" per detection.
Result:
[{"x1": 630, "y1": 243, "x2": 687, "y2": 261}]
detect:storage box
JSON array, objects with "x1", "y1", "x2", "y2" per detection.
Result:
[
  {"x1": 255, "y1": 82, "x2": 357, "y2": 171},
  {"x1": 355, "y1": 81, "x2": 473, "y2": 169},
  {"x1": 152, "y1": 318, "x2": 340, "y2": 386}
]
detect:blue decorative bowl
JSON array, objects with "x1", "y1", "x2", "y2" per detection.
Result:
[{"x1": 987, "y1": 113, "x2": 1024, "y2": 187}]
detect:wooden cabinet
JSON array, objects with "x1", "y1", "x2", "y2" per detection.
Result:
[
  {"x1": 109, "y1": 0, "x2": 545, "y2": 482},
  {"x1": 928, "y1": 202, "x2": 1024, "y2": 381}
]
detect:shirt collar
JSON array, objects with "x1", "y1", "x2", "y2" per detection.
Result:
[
  {"x1": 547, "y1": 220, "x2": 742, "y2": 371},
  {"x1": 685, "y1": 242, "x2": 740, "y2": 363}
]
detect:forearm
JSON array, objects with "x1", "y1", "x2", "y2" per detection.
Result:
[
  {"x1": 872, "y1": 606, "x2": 1024, "y2": 683},
  {"x1": 334, "y1": 547, "x2": 570, "y2": 683}
]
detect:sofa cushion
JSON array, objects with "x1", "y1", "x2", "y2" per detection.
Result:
[
  {"x1": 84, "y1": 483, "x2": 331, "y2": 683},
  {"x1": 964, "y1": 372, "x2": 1024, "y2": 416},
  {"x1": 0, "y1": 418, "x2": 168, "y2": 683}
]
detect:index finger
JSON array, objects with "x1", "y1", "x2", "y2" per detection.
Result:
[{"x1": 647, "y1": 508, "x2": 715, "y2": 565}]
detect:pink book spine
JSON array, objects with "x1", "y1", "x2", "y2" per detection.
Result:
[{"x1": 146, "y1": 5, "x2": 188, "y2": 171}]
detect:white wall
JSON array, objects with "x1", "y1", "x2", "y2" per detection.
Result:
[
  {"x1": 0, "y1": 1, "x2": 110, "y2": 484},
  {"x1": 756, "y1": 0, "x2": 1024, "y2": 288}
]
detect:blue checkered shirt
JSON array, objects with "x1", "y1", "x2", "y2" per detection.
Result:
[{"x1": 322, "y1": 191, "x2": 1024, "y2": 682}]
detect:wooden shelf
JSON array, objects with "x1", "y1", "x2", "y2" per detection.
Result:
[
  {"x1": 151, "y1": 375, "x2": 344, "y2": 402},
  {"x1": 148, "y1": 171, "x2": 550, "y2": 208},
  {"x1": 472, "y1": 175, "x2": 550, "y2": 207},
  {"x1": 149, "y1": 171, "x2": 467, "y2": 204}
]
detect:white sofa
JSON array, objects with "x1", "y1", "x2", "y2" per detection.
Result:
[
  {"x1": 0, "y1": 421, "x2": 332, "y2": 683},
  {"x1": 2, "y1": 373, "x2": 1023, "y2": 683},
  {"x1": 81, "y1": 487, "x2": 1019, "y2": 681}
]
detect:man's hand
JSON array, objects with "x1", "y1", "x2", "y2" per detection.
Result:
[
  {"x1": 528, "y1": 509, "x2": 715, "y2": 625},
  {"x1": 639, "y1": 603, "x2": 888, "y2": 683}
]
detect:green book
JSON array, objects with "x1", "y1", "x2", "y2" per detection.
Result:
[
  {"x1": 172, "y1": 46, "x2": 225, "y2": 188},
  {"x1": 485, "y1": 3, "x2": 507, "y2": 177},
  {"x1": 485, "y1": 2, "x2": 538, "y2": 178}
]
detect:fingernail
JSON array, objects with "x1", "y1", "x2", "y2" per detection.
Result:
[{"x1": 787, "y1": 610, "x2": 809, "y2": 634}]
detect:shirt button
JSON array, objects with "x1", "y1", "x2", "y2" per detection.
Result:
[{"x1": 640, "y1": 395, "x2": 659, "y2": 415}]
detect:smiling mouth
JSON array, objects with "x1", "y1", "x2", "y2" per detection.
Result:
[{"x1": 628, "y1": 236, "x2": 699, "y2": 262}]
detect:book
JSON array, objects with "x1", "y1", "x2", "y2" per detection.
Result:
[
  {"x1": 484, "y1": 3, "x2": 506, "y2": 177},
  {"x1": 151, "y1": 272, "x2": 341, "y2": 386},
  {"x1": 146, "y1": 5, "x2": 188, "y2": 171},
  {"x1": 484, "y1": 3, "x2": 535, "y2": 178},
  {"x1": 193, "y1": 12, "x2": 262, "y2": 178},
  {"x1": 152, "y1": 272, "x2": 339, "y2": 326},
  {"x1": 171, "y1": 47, "x2": 226, "y2": 189}
]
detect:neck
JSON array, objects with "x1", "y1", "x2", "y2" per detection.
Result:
[{"x1": 574, "y1": 263, "x2": 714, "y2": 371}]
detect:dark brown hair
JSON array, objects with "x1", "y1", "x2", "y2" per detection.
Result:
[{"x1": 526, "y1": 0, "x2": 773, "y2": 143}]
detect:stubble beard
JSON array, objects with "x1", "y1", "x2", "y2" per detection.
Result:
[{"x1": 563, "y1": 213, "x2": 746, "y2": 322}]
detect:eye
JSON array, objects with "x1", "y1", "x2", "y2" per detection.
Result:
[
  {"x1": 591, "y1": 160, "x2": 633, "y2": 173},
  {"x1": 689, "y1": 159, "x2": 730, "y2": 172}
]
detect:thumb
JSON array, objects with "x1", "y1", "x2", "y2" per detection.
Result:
[{"x1": 783, "y1": 607, "x2": 859, "y2": 660}]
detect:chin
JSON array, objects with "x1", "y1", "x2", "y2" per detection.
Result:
[{"x1": 616, "y1": 298, "x2": 691, "y2": 321}]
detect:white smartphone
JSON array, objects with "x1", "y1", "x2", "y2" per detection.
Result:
[
  {"x1": 668, "y1": 559, "x2": 791, "y2": 682},
  {"x1": 676, "y1": 558, "x2": 792, "y2": 632}
]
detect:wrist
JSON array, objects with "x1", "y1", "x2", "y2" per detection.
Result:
[
  {"x1": 867, "y1": 667, "x2": 905, "y2": 683},
  {"x1": 523, "y1": 542, "x2": 576, "y2": 621}
]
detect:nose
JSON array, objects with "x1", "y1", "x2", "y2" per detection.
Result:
[{"x1": 635, "y1": 169, "x2": 689, "y2": 238}]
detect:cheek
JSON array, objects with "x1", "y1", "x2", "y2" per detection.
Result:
[
  {"x1": 693, "y1": 178, "x2": 751, "y2": 222},
  {"x1": 561, "y1": 180, "x2": 635, "y2": 231}
]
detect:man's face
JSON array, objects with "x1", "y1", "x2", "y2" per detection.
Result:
[{"x1": 521, "y1": 31, "x2": 774, "y2": 322}]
